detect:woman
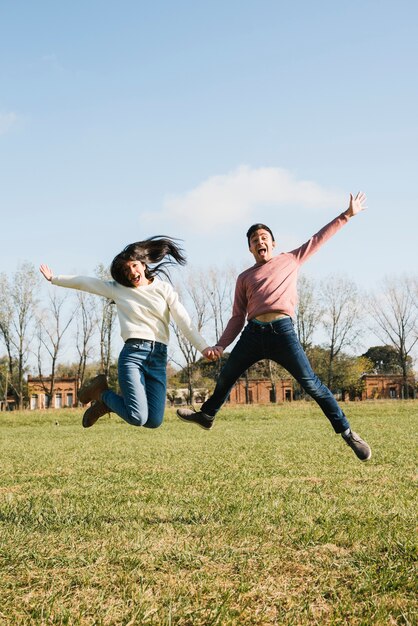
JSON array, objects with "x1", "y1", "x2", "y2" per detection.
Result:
[{"x1": 40, "y1": 237, "x2": 214, "y2": 428}]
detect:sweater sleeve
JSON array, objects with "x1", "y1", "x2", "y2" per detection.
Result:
[
  {"x1": 166, "y1": 286, "x2": 209, "y2": 353},
  {"x1": 289, "y1": 212, "x2": 350, "y2": 265},
  {"x1": 216, "y1": 274, "x2": 247, "y2": 349},
  {"x1": 51, "y1": 275, "x2": 115, "y2": 299}
]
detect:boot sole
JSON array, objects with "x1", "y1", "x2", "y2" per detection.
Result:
[{"x1": 177, "y1": 414, "x2": 213, "y2": 431}]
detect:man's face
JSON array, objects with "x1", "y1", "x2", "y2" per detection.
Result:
[{"x1": 248, "y1": 229, "x2": 275, "y2": 263}]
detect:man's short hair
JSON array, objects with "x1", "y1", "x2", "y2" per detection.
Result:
[{"x1": 246, "y1": 223, "x2": 275, "y2": 245}]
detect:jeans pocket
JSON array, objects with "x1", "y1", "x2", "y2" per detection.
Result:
[{"x1": 122, "y1": 343, "x2": 151, "y2": 359}]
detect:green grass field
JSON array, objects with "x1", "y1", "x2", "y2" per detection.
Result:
[{"x1": 0, "y1": 400, "x2": 416, "y2": 625}]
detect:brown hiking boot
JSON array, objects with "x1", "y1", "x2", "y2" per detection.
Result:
[
  {"x1": 82, "y1": 400, "x2": 110, "y2": 428},
  {"x1": 78, "y1": 374, "x2": 108, "y2": 404}
]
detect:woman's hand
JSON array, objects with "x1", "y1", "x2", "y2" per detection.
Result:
[
  {"x1": 202, "y1": 346, "x2": 224, "y2": 361},
  {"x1": 39, "y1": 264, "x2": 53, "y2": 281},
  {"x1": 202, "y1": 347, "x2": 216, "y2": 361}
]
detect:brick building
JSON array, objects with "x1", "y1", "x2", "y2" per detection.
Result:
[
  {"x1": 228, "y1": 377, "x2": 293, "y2": 405},
  {"x1": 21, "y1": 372, "x2": 417, "y2": 410},
  {"x1": 27, "y1": 376, "x2": 79, "y2": 410},
  {"x1": 0, "y1": 395, "x2": 17, "y2": 411},
  {"x1": 361, "y1": 374, "x2": 415, "y2": 400},
  {"x1": 167, "y1": 377, "x2": 293, "y2": 407}
]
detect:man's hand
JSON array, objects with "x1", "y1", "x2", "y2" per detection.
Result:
[
  {"x1": 40, "y1": 264, "x2": 53, "y2": 281},
  {"x1": 346, "y1": 191, "x2": 367, "y2": 217}
]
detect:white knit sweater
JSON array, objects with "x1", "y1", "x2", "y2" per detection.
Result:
[{"x1": 51, "y1": 275, "x2": 208, "y2": 352}]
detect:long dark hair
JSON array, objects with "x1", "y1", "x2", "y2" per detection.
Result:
[{"x1": 110, "y1": 236, "x2": 187, "y2": 287}]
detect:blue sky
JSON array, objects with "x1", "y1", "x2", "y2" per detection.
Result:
[{"x1": 1, "y1": 0, "x2": 417, "y2": 288}]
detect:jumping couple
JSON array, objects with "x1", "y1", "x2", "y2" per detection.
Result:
[{"x1": 40, "y1": 191, "x2": 371, "y2": 461}]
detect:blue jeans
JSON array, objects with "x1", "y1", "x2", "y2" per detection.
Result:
[
  {"x1": 102, "y1": 339, "x2": 167, "y2": 428},
  {"x1": 202, "y1": 317, "x2": 350, "y2": 434}
]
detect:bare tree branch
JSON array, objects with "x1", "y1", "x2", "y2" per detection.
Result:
[
  {"x1": 296, "y1": 273, "x2": 323, "y2": 351},
  {"x1": 0, "y1": 263, "x2": 40, "y2": 408},
  {"x1": 74, "y1": 291, "x2": 98, "y2": 396},
  {"x1": 36, "y1": 291, "x2": 75, "y2": 406},
  {"x1": 369, "y1": 275, "x2": 418, "y2": 397},
  {"x1": 320, "y1": 274, "x2": 362, "y2": 388},
  {"x1": 95, "y1": 263, "x2": 117, "y2": 376}
]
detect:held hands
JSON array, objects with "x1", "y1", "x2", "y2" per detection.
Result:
[
  {"x1": 346, "y1": 191, "x2": 367, "y2": 217},
  {"x1": 212, "y1": 345, "x2": 224, "y2": 359},
  {"x1": 39, "y1": 264, "x2": 53, "y2": 281},
  {"x1": 202, "y1": 345, "x2": 224, "y2": 361}
]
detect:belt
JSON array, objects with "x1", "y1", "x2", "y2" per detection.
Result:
[
  {"x1": 125, "y1": 338, "x2": 154, "y2": 345},
  {"x1": 248, "y1": 316, "x2": 291, "y2": 333}
]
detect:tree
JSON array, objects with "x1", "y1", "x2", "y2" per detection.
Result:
[
  {"x1": 0, "y1": 355, "x2": 15, "y2": 410},
  {"x1": 319, "y1": 274, "x2": 362, "y2": 389},
  {"x1": 296, "y1": 274, "x2": 323, "y2": 351},
  {"x1": 95, "y1": 263, "x2": 117, "y2": 377},
  {"x1": 171, "y1": 273, "x2": 211, "y2": 403},
  {"x1": 307, "y1": 346, "x2": 335, "y2": 391},
  {"x1": 74, "y1": 291, "x2": 98, "y2": 396},
  {"x1": 174, "y1": 367, "x2": 214, "y2": 401},
  {"x1": 0, "y1": 276, "x2": 14, "y2": 395},
  {"x1": 200, "y1": 265, "x2": 236, "y2": 344},
  {"x1": 200, "y1": 265, "x2": 237, "y2": 380},
  {"x1": 332, "y1": 355, "x2": 374, "y2": 400},
  {"x1": 0, "y1": 263, "x2": 40, "y2": 408},
  {"x1": 369, "y1": 275, "x2": 418, "y2": 398},
  {"x1": 362, "y1": 345, "x2": 412, "y2": 374},
  {"x1": 198, "y1": 352, "x2": 230, "y2": 381},
  {"x1": 36, "y1": 291, "x2": 75, "y2": 407},
  {"x1": 307, "y1": 346, "x2": 373, "y2": 398}
]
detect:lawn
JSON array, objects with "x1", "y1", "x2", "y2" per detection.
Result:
[{"x1": 0, "y1": 400, "x2": 416, "y2": 625}]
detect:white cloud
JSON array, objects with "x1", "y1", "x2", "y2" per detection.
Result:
[
  {"x1": 0, "y1": 112, "x2": 18, "y2": 136},
  {"x1": 143, "y1": 166, "x2": 345, "y2": 232}
]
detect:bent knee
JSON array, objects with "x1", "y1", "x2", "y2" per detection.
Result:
[
  {"x1": 144, "y1": 421, "x2": 162, "y2": 430},
  {"x1": 125, "y1": 410, "x2": 148, "y2": 427},
  {"x1": 143, "y1": 415, "x2": 163, "y2": 429},
  {"x1": 300, "y1": 376, "x2": 323, "y2": 393}
]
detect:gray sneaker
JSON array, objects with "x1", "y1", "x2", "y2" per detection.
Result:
[
  {"x1": 176, "y1": 407, "x2": 214, "y2": 430},
  {"x1": 342, "y1": 430, "x2": 372, "y2": 461}
]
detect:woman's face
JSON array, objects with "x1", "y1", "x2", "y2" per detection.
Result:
[{"x1": 124, "y1": 260, "x2": 148, "y2": 287}]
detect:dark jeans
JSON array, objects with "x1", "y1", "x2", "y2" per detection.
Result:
[{"x1": 202, "y1": 317, "x2": 350, "y2": 433}]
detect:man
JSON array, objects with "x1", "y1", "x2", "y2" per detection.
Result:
[{"x1": 177, "y1": 192, "x2": 371, "y2": 461}]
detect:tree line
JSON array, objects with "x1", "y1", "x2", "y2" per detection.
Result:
[{"x1": 0, "y1": 263, "x2": 417, "y2": 409}]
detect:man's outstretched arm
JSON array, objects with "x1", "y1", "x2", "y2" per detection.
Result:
[{"x1": 291, "y1": 191, "x2": 367, "y2": 264}]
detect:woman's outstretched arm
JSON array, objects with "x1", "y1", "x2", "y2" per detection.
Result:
[{"x1": 39, "y1": 265, "x2": 114, "y2": 299}]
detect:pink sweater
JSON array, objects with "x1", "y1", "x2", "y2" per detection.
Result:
[{"x1": 217, "y1": 211, "x2": 351, "y2": 348}]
